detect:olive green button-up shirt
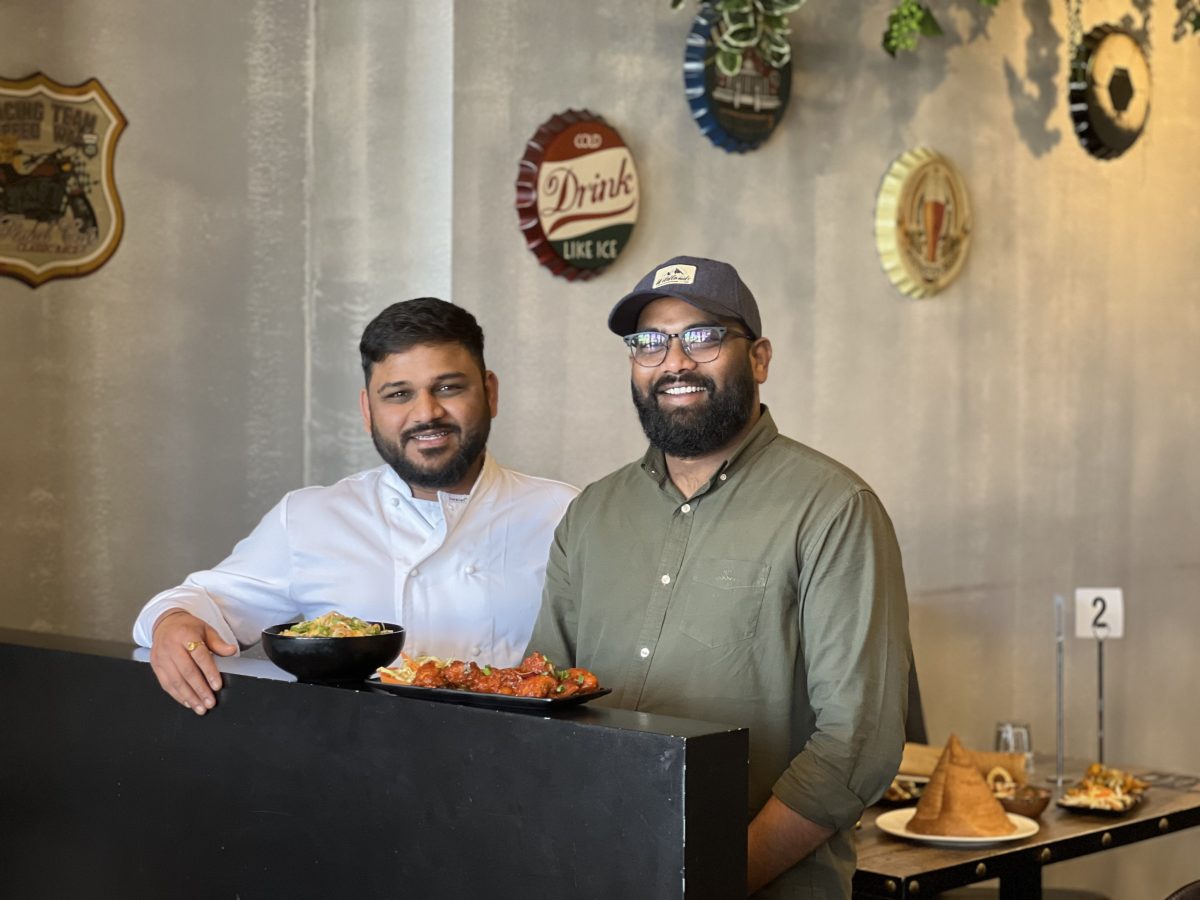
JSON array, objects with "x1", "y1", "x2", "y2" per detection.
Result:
[{"x1": 526, "y1": 408, "x2": 911, "y2": 898}]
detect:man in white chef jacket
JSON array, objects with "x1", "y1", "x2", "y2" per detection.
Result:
[{"x1": 132, "y1": 298, "x2": 578, "y2": 716}]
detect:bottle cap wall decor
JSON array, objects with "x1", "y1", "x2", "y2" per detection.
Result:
[
  {"x1": 682, "y1": 5, "x2": 791, "y2": 153},
  {"x1": 875, "y1": 148, "x2": 972, "y2": 299},
  {"x1": 1068, "y1": 25, "x2": 1151, "y2": 159},
  {"x1": 515, "y1": 109, "x2": 639, "y2": 281}
]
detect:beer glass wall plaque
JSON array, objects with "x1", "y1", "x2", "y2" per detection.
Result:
[
  {"x1": 515, "y1": 109, "x2": 639, "y2": 282},
  {"x1": 874, "y1": 148, "x2": 971, "y2": 299},
  {"x1": 0, "y1": 73, "x2": 127, "y2": 287},
  {"x1": 683, "y1": 5, "x2": 791, "y2": 153}
]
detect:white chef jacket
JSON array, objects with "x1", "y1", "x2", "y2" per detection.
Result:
[{"x1": 132, "y1": 454, "x2": 578, "y2": 667}]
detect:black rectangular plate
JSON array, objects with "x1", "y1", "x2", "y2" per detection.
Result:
[
  {"x1": 1055, "y1": 795, "x2": 1142, "y2": 816},
  {"x1": 365, "y1": 676, "x2": 612, "y2": 711}
]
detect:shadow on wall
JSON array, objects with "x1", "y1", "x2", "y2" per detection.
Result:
[
  {"x1": 1003, "y1": 0, "x2": 1062, "y2": 158},
  {"x1": 800, "y1": 1, "x2": 1071, "y2": 163}
]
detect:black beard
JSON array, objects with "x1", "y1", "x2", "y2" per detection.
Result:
[
  {"x1": 631, "y1": 363, "x2": 755, "y2": 459},
  {"x1": 371, "y1": 418, "x2": 490, "y2": 493}
]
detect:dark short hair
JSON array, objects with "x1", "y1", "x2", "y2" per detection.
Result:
[{"x1": 359, "y1": 298, "x2": 486, "y2": 385}]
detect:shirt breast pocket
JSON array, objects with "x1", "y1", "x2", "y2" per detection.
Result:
[{"x1": 679, "y1": 558, "x2": 771, "y2": 649}]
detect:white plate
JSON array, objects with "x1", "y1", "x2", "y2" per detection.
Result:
[{"x1": 876, "y1": 807, "x2": 1039, "y2": 846}]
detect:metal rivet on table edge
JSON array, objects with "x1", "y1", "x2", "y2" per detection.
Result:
[
  {"x1": 975, "y1": 863, "x2": 987, "y2": 876},
  {"x1": 908, "y1": 880, "x2": 920, "y2": 894},
  {"x1": 1101, "y1": 832, "x2": 1112, "y2": 847},
  {"x1": 1159, "y1": 817, "x2": 1170, "y2": 832},
  {"x1": 884, "y1": 880, "x2": 897, "y2": 894},
  {"x1": 1040, "y1": 848, "x2": 1052, "y2": 864}
]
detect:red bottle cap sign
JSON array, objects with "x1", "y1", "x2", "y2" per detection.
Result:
[{"x1": 516, "y1": 109, "x2": 639, "y2": 281}]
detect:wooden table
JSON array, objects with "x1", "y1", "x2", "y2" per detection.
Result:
[{"x1": 854, "y1": 765, "x2": 1200, "y2": 899}]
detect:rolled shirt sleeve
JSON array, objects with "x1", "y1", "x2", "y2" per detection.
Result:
[{"x1": 771, "y1": 488, "x2": 909, "y2": 829}]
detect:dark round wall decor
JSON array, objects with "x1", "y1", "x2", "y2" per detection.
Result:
[
  {"x1": 683, "y1": 5, "x2": 792, "y2": 153},
  {"x1": 1068, "y1": 25, "x2": 1151, "y2": 160}
]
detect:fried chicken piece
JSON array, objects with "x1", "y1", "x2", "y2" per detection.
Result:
[
  {"x1": 441, "y1": 660, "x2": 481, "y2": 689},
  {"x1": 517, "y1": 652, "x2": 555, "y2": 676},
  {"x1": 514, "y1": 674, "x2": 558, "y2": 698},
  {"x1": 412, "y1": 660, "x2": 447, "y2": 687},
  {"x1": 561, "y1": 668, "x2": 599, "y2": 692},
  {"x1": 469, "y1": 665, "x2": 523, "y2": 694}
]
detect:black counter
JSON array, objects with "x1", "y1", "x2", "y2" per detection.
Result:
[{"x1": 0, "y1": 628, "x2": 747, "y2": 899}]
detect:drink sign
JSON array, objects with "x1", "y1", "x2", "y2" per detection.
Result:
[
  {"x1": 1074, "y1": 587, "x2": 1124, "y2": 639},
  {"x1": 515, "y1": 109, "x2": 639, "y2": 282}
]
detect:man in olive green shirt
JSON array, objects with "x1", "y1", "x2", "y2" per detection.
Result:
[{"x1": 526, "y1": 255, "x2": 911, "y2": 898}]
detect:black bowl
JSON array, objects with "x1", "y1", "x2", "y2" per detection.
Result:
[{"x1": 261, "y1": 622, "x2": 405, "y2": 684}]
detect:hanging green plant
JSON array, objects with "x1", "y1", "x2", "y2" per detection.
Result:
[
  {"x1": 882, "y1": 0, "x2": 999, "y2": 57},
  {"x1": 671, "y1": 0, "x2": 808, "y2": 75}
]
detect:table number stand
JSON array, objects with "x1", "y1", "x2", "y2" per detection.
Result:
[
  {"x1": 1096, "y1": 628, "x2": 1106, "y2": 764},
  {"x1": 1075, "y1": 587, "x2": 1124, "y2": 768},
  {"x1": 1054, "y1": 594, "x2": 1066, "y2": 789}
]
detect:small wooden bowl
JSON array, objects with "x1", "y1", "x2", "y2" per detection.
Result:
[{"x1": 998, "y1": 786, "x2": 1052, "y2": 819}]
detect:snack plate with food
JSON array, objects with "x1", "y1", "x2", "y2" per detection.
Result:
[
  {"x1": 987, "y1": 766, "x2": 1052, "y2": 818},
  {"x1": 368, "y1": 651, "x2": 611, "y2": 711},
  {"x1": 878, "y1": 775, "x2": 930, "y2": 807},
  {"x1": 876, "y1": 808, "x2": 1039, "y2": 846},
  {"x1": 1056, "y1": 763, "x2": 1149, "y2": 815}
]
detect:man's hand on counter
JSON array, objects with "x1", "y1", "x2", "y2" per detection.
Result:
[{"x1": 149, "y1": 609, "x2": 237, "y2": 716}]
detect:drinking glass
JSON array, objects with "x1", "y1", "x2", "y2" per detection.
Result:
[{"x1": 995, "y1": 721, "x2": 1034, "y2": 773}]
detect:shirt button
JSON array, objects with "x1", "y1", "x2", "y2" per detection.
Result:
[
  {"x1": 464, "y1": 565, "x2": 476, "y2": 575},
  {"x1": 680, "y1": 503, "x2": 691, "y2": 513},
  {"x1": 639, "y1": 647, "x2": 650, "y2": 658},
  {"x1": 471, "y1": 646, "x2": 481, "y2": 656},
  {"x1": 391, "y1": 497, "x2": 400, "y2": 506},
  {"x1": 661, "y1": 574, "x2": 671, "y2": 585},
  {"x1": 719, "y1": 473, "x2": 728, "y2": 481},
  {"x1": 410, "y1": 568, "x2": 420, "y2": 577}
]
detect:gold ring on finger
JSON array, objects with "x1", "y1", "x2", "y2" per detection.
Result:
[{"x1": 185, "y1": 640, "x2": 203, "y2": 652}]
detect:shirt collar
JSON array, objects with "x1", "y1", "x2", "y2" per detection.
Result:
[
  {"x1": 379, "y1": 450, "x2": 497, "y2": 505},
  {"x1": 639, "y1": 405, "x2": 779, "y2": 491}
]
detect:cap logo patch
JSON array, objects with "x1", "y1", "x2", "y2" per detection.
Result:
[{"x1": 652, "y1": 264, "x2": 697, "y2": 288}]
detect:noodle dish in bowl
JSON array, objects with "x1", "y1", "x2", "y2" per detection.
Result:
[{"x1": 262, "y1": 611, "x2": 404, "y2": 684}]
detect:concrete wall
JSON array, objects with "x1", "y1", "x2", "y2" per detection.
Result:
[{"x1": 1, "y1": 1, "x2": 1197, "y2": 896}]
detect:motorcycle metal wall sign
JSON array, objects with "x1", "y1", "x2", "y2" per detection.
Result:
[{"x1": 0, "y1": 73, "x2": 127, "y2": 287}]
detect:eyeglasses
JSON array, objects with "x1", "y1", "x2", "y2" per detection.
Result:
[{"x1": 622, "y1": 326, "x2": 751, "y2": 367}]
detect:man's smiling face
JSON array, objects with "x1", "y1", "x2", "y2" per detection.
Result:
[
  {"x1": 629, "y1": 296, "x2": 762, "y2": 460},
  {"x1": 360, "y1": 342, "x2": 498, "y2": 498}
]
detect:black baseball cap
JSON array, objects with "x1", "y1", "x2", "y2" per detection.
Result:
[{"x1": 607, "y1": 255, "x2": 761, "y2": 339}]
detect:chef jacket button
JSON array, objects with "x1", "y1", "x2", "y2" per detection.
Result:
[
  {"x1": 680, "y1": 503, "x2": 691, "y2": 513},
  {"x1": 391, "y1": 497, "x2": 400, "y2": 506},
  {"x1": 661, "y1": 574, "x2": 671, "y2": 585},
  {"x1": 464, "y1": 564, "x2": 476, "y2": 575},
  {"x1": 410, "y1": 568, "x2": 420, "y2": 577},
  {"x1": 639, "y1": 647, "x2": 650, "y2": 658},
  {"x1": 472, "y1": 646, "x2": 481, "y2": 656}
]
